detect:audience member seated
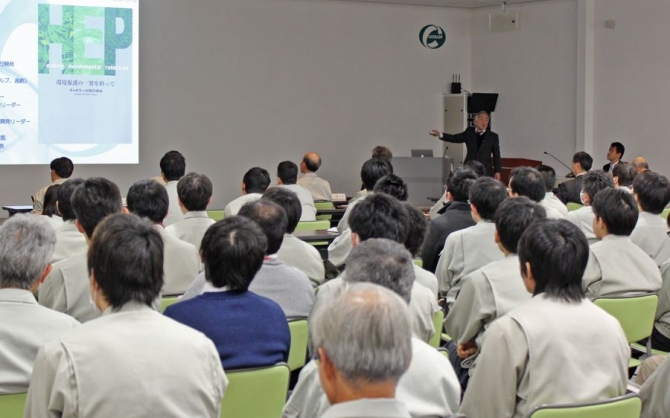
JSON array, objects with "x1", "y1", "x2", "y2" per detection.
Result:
[
  {"x1": 509, "y1": 167, "x2": 564, "y2": 219},
  {"x1": 276, "y1": 161, "x2": 316, "y2": 221},
  {"x1": 329, "y1": 172, "x2": 404, "y2": 267},
  {"x1": 224, "y1": 166, "x2": 271, "y2": 217},
  {"x1": 403, "y1": 203, "x2": 438, "y2": 297},
  {"x1": 423, "y1": 168, "x2": 478, "y2": 273},
  {"x1": 165, "y1": 217, "x2": 290, "y2": 369},
  {"x1": 582, "y1": 188, "x2": 661, "y2": 299},
  {"x1": 32, "y1": 157, "x2": 73, "y2": 215},
  {"x1": 39, "y1": 184, "x2": 64, "y2": 230},
  {"x1": 565, "y1": 170, "x2": 614, "y2": 244},
  {"x1": 445, "y1": 197, "x2": 545, "y2": 389},
  {"x1": 39, "y1": 178, "x2": 123, "y2": 323},
  {"x1": 612, "y1": 162, "x2": 637, "y2": 192},
  {"x1": 428, "y1": 161, "x2": 485, "y2": 220},
  {"x1": 25, "y1": 214, "x2": 226, "y2": 418},
  {"x1": 632, "y1": 156, "x2": 650, "y2": 174},
  {"x1": 372, "y1": 145, "x2": 393, "y2": 162},
  {"x1": 284, "y1": 241, "x2": 460, "y2": 418},
  {"x1": 165, "y1": 172, "x2": 215, "y2": 249},
  {"x1": 640, "y1": 355, "x2": 670, "y2": 418},
  {"x1": 537, "y1": 165, "x2": 569, "y2": 217},
  {"x1": 127, "y1": 180, "x2": 200, "y2": 295},
  {"x1": 338, "y1": 158, "x2": 393, "y2": 233},
  {"x1": 630, "y1": 171, "x2": 670, "y2": 266},
  {"x1": 435, "y1": 177, "x2": 507, "y2": 305},
  {"x1": 50, "y1": 178, "x2": 87, "y2": 263},
  {"x1": 318, "y1": 193, "x2": 439, "y2": 342},
  {"x1": 308, "y1": 283, "x2": 412, "y2": 418},
  {"x1": 556, "y1": 151, "x2": 592, "y2": 204},
  {"x1": 603, "y1": 142, "x2": 625, "y2": 173},
  {"x1": 263, "y1": 188, "x2": 325, "y2": 286},
  {"x1": 160, "y1": 150, "x2": 186, "y2": 226},
  {"x1": 297, "y1": 152, "x2": 332, "y2": 202},
  {"x1": 459, "y1": 219, "x2": 629, "y2": 418},
  {"x1": 649, "y1": 216, "x2": 670, "y2": 353},
  {"x1": 0, "y1": 215, "x2": 79, "y2": 394}
]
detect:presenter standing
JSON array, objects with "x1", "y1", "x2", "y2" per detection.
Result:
[{"x1": 430, "y1": 111, "x2": 501, "y2": 180}]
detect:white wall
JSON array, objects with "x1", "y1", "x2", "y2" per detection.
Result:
[
  {"x1": 471, "y1": 0, "x2": 579, "y2": 171},
  {"x1": 0, "y1": 0, "x2": 472, "y2": 209},
  {"x1": 593, "y1": 0, "x2": 670, "y2": 176}
]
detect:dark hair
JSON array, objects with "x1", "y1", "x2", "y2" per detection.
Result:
[
  {"x1": 361, "y1": 159, "x2": 393, "y2": 191},
  {"x1": 371, "y1": 146, "x2": 393, "y2": 162},
  {"x1": 56, "y1": 178, "x2": 85, "y2": 221},
  {"x1": 349, "y1": 194, "x2": 409, "y2": 243},
  {"x1": 303, "y1": 154, "x2": 321, "y2": 172},
  {"x1": 88, "y1": 214, "x2": 163, "y2": 308},
  {"x1": 537, "y1": 165, "x2": 557, "y2": 192},
  {"x1": 373, "y1": 174, "x2": 408, "y2": 201},
  {"x1": 572, "y1": 152, "x2": 593, "y2": 172},
  {"x1": 403, "y1": 203, "x2": 427, "y2": 257},
  {"x1": 463, "y1": 160, "x2": 486, "y2": 178},
  {"x1": 447, "y1": 167, "x2": 478, "y2": 202},
  {"x1": 42, "y1": 185, "x2": 61, "y2": 218},
  {"x1": 495, "y1": 197, "x2": 546, "y2": 253},
  {"x1": 612, "y1": 162, "x2": 637, "y2": 188},
  {"x1": 582, "y1": 170, "x2": 614, "y2": 201},
  {"x1": 518, "y1": 219, "x2": 588, "y2": 303},
  {"x1": 127, "y1": 180, "x2": 169, "y2": 224},
  {"x1": 200, "y1": 217, "x2": 267, "y2": 291},
  {"x1": 70, "y1": 177, "x2": 123, "y2": 237},
  {"x1": 633, "y1": 171, "x2": 670, "y2": 214},
  {"x1": 243, "y1": 167, "x2": 271, "y2": 194},
  {"x1": 510, "y1": 167, "x2": 546, "y2": 202},
  {"x1": 262, "y1": 188, "x2": 302, "y2": 234},
  {"x1": 177, "y1": 173, "x2": 213, "y2": 212},
  {"x1": 610, "y1": 142, "x2": 625, "y2": 159},
  {"x1": 591, "y1": 188, "x2": 638, "y2": 236},
  {"x1": 238, "y1": 200, "x2": 287, "y2": 255},
  {"x1": 159, "y1": 151, "x2": 186, "y2": 181},
  {"x1": 50, "y1": 157, "x2": 74, "y2": 179},
  {"x1": 469, "y1": 177, "x2": 508, "y2": 221},
  {"x1": 277, "y1": 161, "x2": 299, "y2": 185}
]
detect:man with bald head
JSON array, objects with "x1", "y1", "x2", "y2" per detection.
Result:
[
  {"x1": 297, "y1": 152, "x2": 332, "y2": 201},
  {"x1": 632, "y1": 156, "x2": 650, "y2": 174}
]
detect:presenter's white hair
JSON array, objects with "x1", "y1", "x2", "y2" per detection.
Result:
[{"x1": 309, "y1": 282, "x2": 412, "y2": 385}]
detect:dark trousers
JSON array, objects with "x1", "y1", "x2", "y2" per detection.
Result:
[
  {"x1": 445, "y1": 340, "x2": 471, "y2": 395},
  {"x1": 651, "y1": 326, "x2": 670, "y2": 352}
]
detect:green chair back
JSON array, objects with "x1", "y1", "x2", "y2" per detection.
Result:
[
  {"x1": 566, "y1": 202, "x2": 583, "y2": 212},
  {"x1": 287, "y1": 319, "x2": 309, "y2": 371},
  {"x1": 295, "y1": 220, "x2": 330, "y2": 231},
  {"x1": 161, "y1": 296, "x2": 179, "y2": 313},
  {"x1": 0, "y1": 392, "x2": 27, "y2": 418},
  {"x1": 661, "y1": 208, "x2": 670, "y2": 220},
  {"x1": 526, "y1": 393, "x2": 641, "y2": 418},
  {"x1": 594, "y1": 294, "x2": 658, "y2": 343},
  {"x1": 315, "y1": 201, "x2": 335, "y2": 221},
  {"x1": 219, "y1": 364, "x2": 290, "y2": 418},
  {"x1": 429, "y1": 310, "x2": 444, "y2": 348},
  {"x1": 413, "y1": 258, "x2": 423, "y2": 268},
  {"x1": 207, "y1": 210, "x2": 225, "y2": 221}
]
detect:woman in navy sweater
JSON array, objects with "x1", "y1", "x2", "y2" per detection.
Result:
[{"x1": 165, "y1": 217, "x2": 290, "y2": 370}]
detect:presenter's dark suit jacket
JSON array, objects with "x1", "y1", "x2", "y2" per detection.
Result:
[
  {"x1": 440, "y1": 127, "x2": 501, "y2": 177},
  {"x1": 555, "y1": 174, "x2": 584, "y2": 204}
]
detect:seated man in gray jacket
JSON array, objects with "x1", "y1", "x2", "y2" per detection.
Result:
[
  {"x1": 629, "y1": 171, "x2": 670, "y2": 266},
  {"x1": 565, "y1": 170, "x2": 614, "y2": 244},
  {"x1": 284, "y1": 242, "x2": 460, "y2": 418},
  {"x1": 165, "y1": 172, "x2": 215, "y2": 249},
  {"x1": 0, "y1": 215, "x2": 79, "y2": 394},
  {"x1": 582, "y1": 187, "x2": 661, "y2": 299}
]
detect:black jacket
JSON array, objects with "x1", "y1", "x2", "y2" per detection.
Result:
[
  {"x1": 555, "y1": 174, "x2": 585, "y2": 204},
  {"x1": 421, "y1": 201, "x2": 476, "y2": 273},
  {"x1": 440, "y1": 127, "x2": 501, "y2": 177}
]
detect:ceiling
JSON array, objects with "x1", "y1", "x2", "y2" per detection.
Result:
[{"x1": 326, "y1": 0, "x2": 552, "y2": 8}]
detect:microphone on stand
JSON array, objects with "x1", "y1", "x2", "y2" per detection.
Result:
[{"x1": 543, "y1": 151, "x2": 575, "y2": 178}]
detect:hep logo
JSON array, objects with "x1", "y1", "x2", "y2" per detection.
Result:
[{"x1": 419, "y1": 25, "x2": 446, "y2": 49}]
